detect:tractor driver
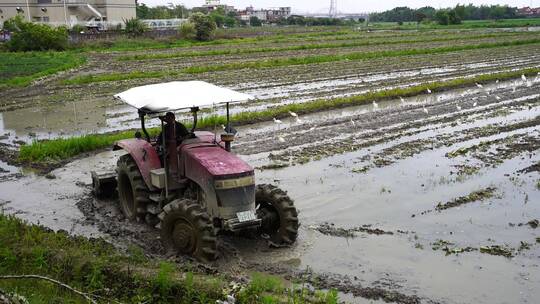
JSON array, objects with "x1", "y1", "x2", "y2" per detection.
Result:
[{"x1": 157, "y1": 112, "x2": 190, "y2": 147}]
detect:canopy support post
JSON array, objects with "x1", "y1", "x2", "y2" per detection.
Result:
[
  {"x1": 138, "y1": 110, "x2": 150, "y2": 142},
  {"x1": 190, "y1": 107, "x2": 199, "y2": 133}
]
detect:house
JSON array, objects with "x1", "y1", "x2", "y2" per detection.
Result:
[
  {"x1": 266, "y1": 7, "x2": 291, "y2": 22},
  {"x1": 0, "y1": 0, "x2": 136, "y2": 28},
  {"x1": 237, "y1": 6, "x2": 291, "y2": 23},
  {"x1": 517, "y1": 7, "x2": 540, "y2": 17},
  {"x1": 197, "y1": 0, "x2": 234, "y2": 14}
]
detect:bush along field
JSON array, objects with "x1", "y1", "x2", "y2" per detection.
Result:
[{"x1": 0, "y1": 214, "x2": 338, "y2": 303}]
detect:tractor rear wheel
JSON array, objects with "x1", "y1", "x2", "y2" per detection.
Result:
[
  {"x1": 116, "y1": 154, "x2": 150, "y2": 221},
  {"x1": 159, "y1": 199, "x2": 217, "y2": 262},
  {"x1": 256, "y1": 184, "x2": 299, "y2": 245}
]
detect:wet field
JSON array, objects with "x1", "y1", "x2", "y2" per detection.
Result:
[{"x1": 0, "y1": 28, "x2": 539, "y2": 303}]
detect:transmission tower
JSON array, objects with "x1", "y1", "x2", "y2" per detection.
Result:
[{"x1": 329, "y1": 0, "x2": 337, "y2": 18}]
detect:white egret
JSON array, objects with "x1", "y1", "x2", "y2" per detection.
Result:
[
  {"x1": 350, "y1": 119, "x2": 356, "y2": 127},
  {"x1": 495, "y1": 96, "x2": 501, "y2": 100},
  {"x1": 476, "y1": 83, "x2": 483, "y2": 88},
  {"x1": 289, "y1": 111, "x2": 298, "y2": 118},
  {"x1": 522, "y1": 74, "x2": 527, "y2": 82},
  {"x1": 456, "y1": 104, "x2": 462, "y2": 111},
  {"x1": 273, "y1": 117, "x2": 283, "y2": 132},
  {"x1": 278, "y1": 136, "x2": 285, "y2": 143},
  {"x1": 423, "y1": 106, "x2": 429, "y2": 114},
  {"x1": 399, "y1": 96, "x2": 405, "y2": 103},
  {"x1": 473, "y1": 102, "x2": 477, "y2": 107},
  {"x1": 372, "y1": 101, "x2": 379, "y2": 109},
  {"x1": 426, "y1": 88, "x2": 432, "y2": 94}
]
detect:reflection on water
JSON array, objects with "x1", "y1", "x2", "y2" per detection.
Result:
[
  {"x1": 0, "y1": 113, "x2": 4, "y2": 134},
  {"x1": 1, "y1": 99, "x2": 108, "y2": 139}
]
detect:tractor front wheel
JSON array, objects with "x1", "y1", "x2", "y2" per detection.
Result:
[
  {"x1": 256, "y1": 184, "x2": 299, "y2": 245},
  {"x1": 116, "y1": 154, "x2": 150, "y2": 221},
  {"x1": 159, "y1": 199, "x2": 217, "y2": 262}
]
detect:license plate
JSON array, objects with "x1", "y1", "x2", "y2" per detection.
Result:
[{"x1": 236, "y1": 210, "x2": 257, "y2": 223}]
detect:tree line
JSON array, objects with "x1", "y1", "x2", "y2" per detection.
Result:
[{"x1": 369, "y1": 4, "x2": 521, "y2": 25}]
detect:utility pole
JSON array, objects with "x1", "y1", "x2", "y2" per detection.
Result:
[{"x1": 329, "y1": 0, "x2": 337, "y2": 18}]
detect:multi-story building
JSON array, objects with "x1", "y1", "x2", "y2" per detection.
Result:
[
  {"x1": 266, "y1": 7, "x2": 291, "y2": 22},
  {"x1": 237, "y1": 6, "x2": 291, "y2": 23},
  {"x1": 0, "y1": 0, "x2": 136, "y2": 28},
  {"x1": 518, "y1": 7, "x2": 540, "y2": 17}
]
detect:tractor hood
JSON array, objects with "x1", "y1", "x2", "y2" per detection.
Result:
[{"x1": 181, "y1": 144, "x2": 253, "y2": 179}]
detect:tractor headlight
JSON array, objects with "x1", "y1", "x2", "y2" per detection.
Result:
[{"x1": 214, "y1": 175, "x2": 255, "y2": 190}]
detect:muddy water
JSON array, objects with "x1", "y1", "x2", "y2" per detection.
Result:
[
  {"x1": 1, "y1": 79, "x2": 540, "y2": 303},
  {"x1": 0, "y1": 151, "x2": 126, "y2": 237}
]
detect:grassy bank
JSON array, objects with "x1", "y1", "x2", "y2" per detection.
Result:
[
  {"x1": 117, "y1": 32, "x2": 529, "y2": 62},
  {"x1": 0, "y1": 214, "x2": 337, "y2": 303},
  {"x1": 19, "y1": 67, "x2": 540, "y2": 164},
  {"x1": 63, "y1": 38, "x2": 540, "y2": 85},
  {"x1": 369, "y1": 18, "x2": 540, "y2": 30},
  {"x1": 0, "y1": 51, "x2": 86, "y2": 89},
  {"x1": 79, "y1": 29, "x2": 355, "y2": 53}
]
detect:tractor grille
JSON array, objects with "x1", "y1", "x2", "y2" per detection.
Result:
[{"x1": 216, "y1": 185, "x2": 255, "y2": 208}]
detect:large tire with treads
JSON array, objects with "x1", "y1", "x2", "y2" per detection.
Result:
[
  {"x1": 116, "y1": 154, "x2": 150, "y2": 221},
  {"x1": 159, "y1": 199, "x2": 217, "y2": 262},
  {"x1": 256, "y1": 184, "x2": 299, "y2": 245}
]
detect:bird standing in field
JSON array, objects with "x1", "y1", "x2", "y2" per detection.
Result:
[
  {"x1": 289, "y1": 111, "x2": 302, "y2": 123},
  {"x1": 277, "y1": 136, "x2": 285, "y2": 143},
  {"x1": 495, "y1": 96, "x2": 501, "y2": 101},
  {"x1": 273, "y1": 117, "x2": 282, "y2": 131},
  {"x1": 426, "y1": 88, "x2": 432, "y2": 94},
  {"x1": 423, "y1": 106, "x2": 429, "y2": 114},
  {"x1": 350, "y1": 119, "x2": 356, "y2": 127},
  {"x1": 372, "y1": 101, "x2": 379, "y2": 109},
  {"x1": 522, "y1": 74, "x2": 527, "y2": 82},
  {"x1": 476, "y1": 83, "x2": 483, "y2": 89},
  {"x1": 456, "y1": 104, "x2": 462, "y2": 111},
  {"x1": 473, "y1": 101, "x2": 478, "y2": 107},
  {"x1": 400, "y1": 96, "x2": 405, "y2": 104}
]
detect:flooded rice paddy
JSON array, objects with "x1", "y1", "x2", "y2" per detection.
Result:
[{"x1": 0, "y1": 28, "x2": 539, "y2": 304}]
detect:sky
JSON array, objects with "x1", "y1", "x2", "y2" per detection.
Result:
[{"x1": 139, "y1": 0, "x2": 540, "y2": 14}]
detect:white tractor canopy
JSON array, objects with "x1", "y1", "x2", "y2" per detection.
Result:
[{"x1": 114, "y1": 81, "x2": 254, "y2": 114}]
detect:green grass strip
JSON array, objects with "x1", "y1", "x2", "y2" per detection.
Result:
[
  {"x1": 117, "y1": 32, "x2": 531, "y2": 62},
  {"x1": 0, "y1": 52, "x2": 86, "y2": 89},
  {"x1": 63, "y1": 38, "x2": 540, "y2": 85},
  {"x1": 22, "y1": 67, "x2": 540, "y2": 163},
  {"x1": 0, "y1": 214, "x2": 336, "y2": 303}
]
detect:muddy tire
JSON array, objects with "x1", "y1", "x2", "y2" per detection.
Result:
[
  {"x1": 159, "y1": 199, "x2": 217, "y2": 262},
  {"x1": 256, "y1": 184, "x2": 299, "y2": 244},
  {"x1": 116, "y1": 154, "x2": 150, "y2": 221}
]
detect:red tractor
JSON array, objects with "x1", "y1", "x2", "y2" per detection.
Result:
[{"x1": 92, "y1": 81, "x2": 299, "y2": 262}]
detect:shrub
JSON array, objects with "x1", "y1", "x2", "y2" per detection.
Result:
[
  {"x1": 124, "y1": 18, "x2": 147, "y2": 36},
  {"x1": 250, "y1": 16, "x2": 262, "y2": 27},
  {"x1": 70, "y1": 24, "x2": 86, "y2": 34},
  {"x1": 4, "y1": 16, "x2": 68, "y2": 51},
  {"x1": 434, "y1": 10, "x2": 449, "y2": 25},
  {"x1": 178, "y1": 22, "x2": 196, "y2": 39},
  {"x1": 189, "y1": 12, "x2": 216, "y2": 41}
]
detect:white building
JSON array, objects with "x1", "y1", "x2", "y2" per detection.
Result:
[{"x1": 0, "y1": 0, "x2": 136, "y2": 28}]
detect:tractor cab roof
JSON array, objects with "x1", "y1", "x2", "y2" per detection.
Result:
[{"x1": 114, "y1": 81, "x2": 254, "y2": 114}]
